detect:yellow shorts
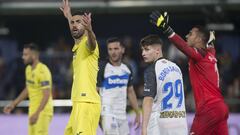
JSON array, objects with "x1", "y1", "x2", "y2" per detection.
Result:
[
  {"x1": 28, "y1": 113, "x2": 52, "y2": 135},
  {"x1": 64, "y1": 102, "x2": 101, "y2": 135}
]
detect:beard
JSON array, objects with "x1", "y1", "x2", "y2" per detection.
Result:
[
  {"x1": 110, "y1": 55, "x2": 122, "y2": 63},
  {"x1": 24, "y1": 59, "x2": 33, "y2": 65},
  {"x1": 71, "y1": 29, "x2": 84, "y2": 39}
]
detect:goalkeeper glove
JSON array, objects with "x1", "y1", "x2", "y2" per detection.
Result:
[
  {"x1": 150, "y1": 11, "x2": 174, "y2": 37},
  {"x1": 207, "y1": 30, "x2": 215, "y2": 47}
]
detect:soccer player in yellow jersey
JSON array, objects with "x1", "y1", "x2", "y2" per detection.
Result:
[
  {"x1": 60, "y1": 0, "x2": 101, "y2": 135},
  {"x1": 3, "y1": 43, "x2": 53, "y2": 135}
]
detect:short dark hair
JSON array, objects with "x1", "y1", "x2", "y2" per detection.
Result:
[
  {"x1": 140, "y1": 34, "x2": 163, "y2": 47},
  {"x1": 106, "y1": 37, "x2": 124, "y2": 47},
  {"x1": 72, "y1": 10, "x2": 90, "y2": 16},
  {"x1": 194, "y1": 25, "x2": 210, "y2": 44},
  {"x1": 24, "y1": 43, "x2": 39, "y2": 52}
]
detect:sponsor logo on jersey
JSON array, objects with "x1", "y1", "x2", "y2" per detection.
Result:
[
  {"x1": 103, "y1": 74, "x2": 129, "y2": 89},
  {"x1": 160, "y1": 111, "x2": 186, "y2": 118},
  {"x1": 76, "y1": 131, "x2": 83, "y2": 135},
  {"x1": 144, "y1": 88, "x2": 150, "y2": 92},
  {"x1": 81, "y1": 93, "x2": 86, "y2": 96}
]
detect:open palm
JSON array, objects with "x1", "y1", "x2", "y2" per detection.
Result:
[{"x1": 60, "y1": 0, "x2": 72, "y2": 19}]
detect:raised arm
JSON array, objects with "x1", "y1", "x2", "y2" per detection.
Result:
[
  {"x1": 206, "y1": 30, "x2": 216, "y2": 54},
  {"x1": 82, "y1": 13, "x2": 97, "y2": 51},
  {"x1": 169, "y1": 34, "x2": 204, "y2": 61},
  {"x1": 150, "y1": 11, "x2": 205, "y2": 61},
  {"x1": 60, "y1": 0, "x2": 72, "y2": 30}
]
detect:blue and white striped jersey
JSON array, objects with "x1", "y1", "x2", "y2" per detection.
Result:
[{"x1": 97, "y1": 61, "x2": 133, "y2": 119}]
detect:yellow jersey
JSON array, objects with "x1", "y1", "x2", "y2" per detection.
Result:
[
  {"x1": 71, "y1": 35, "x2": 100, "y2": 103},
  {"x1": 25, "y1": 62, "x2": 53, "y2": 116}
]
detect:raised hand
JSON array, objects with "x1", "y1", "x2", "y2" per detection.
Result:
[
  {"x1": 207, "y1": 30, "x2": 216, "y2": 47},
  {"x1": 150, "y1": 11, "x2": 174, "y2": 36},
  {"x1": 60, "y1": 0, "x2": 72, "y2": 19},
  {"x1": 150, "y1": 11, "x2": 168, "y2": 28},
  {"x1": 82, "y1": 12, "x2": 93, "y2": 32}
]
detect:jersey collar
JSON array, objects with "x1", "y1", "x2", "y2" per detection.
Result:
[
  {"x1": 72, "y1": 35, "x2": 87, "y2": 52},
  {"x1": 154, "y1": 57, "x2": 164, "y2": 63}
]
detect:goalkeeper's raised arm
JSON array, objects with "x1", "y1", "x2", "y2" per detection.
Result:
[
  {"x1": 149, "y1": 11, "x2": 229, "y2": 135},
  {"x1": 150, "y1": 11, "x2": 213, "y2": 61}
]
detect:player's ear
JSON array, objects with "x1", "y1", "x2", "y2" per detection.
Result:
[
  {"x1": 154, "y1": 45, "x2": 160, "y2": 51},
  {"x1": 122, "y1": 46, "x2": 125, "y2": 54}
]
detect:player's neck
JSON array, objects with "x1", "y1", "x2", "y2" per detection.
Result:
[
  {"x1": 154, "y1": 54, "x2": 163, "y2": 62},
  {"x1": 109, "y1": 60, "x2": 121, "y2": 66},
  {"x1": 74, "y1": 33, "x2": 86, "y2": 45},
  {"x1": 31, "y1": 59, "x2": 39, "y2": 69}
]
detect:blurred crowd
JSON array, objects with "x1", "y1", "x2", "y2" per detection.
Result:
[{"x1": 0, "y1": 34, "x2": 239, "y2": 113}]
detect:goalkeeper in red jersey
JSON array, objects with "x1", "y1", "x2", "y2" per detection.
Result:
[{"x1": 149, "y1": 11, "x2": 229, "y2": 135}]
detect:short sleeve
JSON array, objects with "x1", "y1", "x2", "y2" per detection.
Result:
[
  {"x1": 38, "y1": 66, "x2": 51, "y2": 90},
  {"x1": 96, "y1": 61, "x2": 107, "y2": 87},
  {"x1": 125, "y1": 63, "x2": 133, "y2": 87},
  {"x1": 143, "y1": 64, "x2": 157, "y2": 98}
]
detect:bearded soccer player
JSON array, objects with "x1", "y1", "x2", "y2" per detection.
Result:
[
  {"x1": 150, "y1": 11, "x2": 229, "y2": 135},
  {"x1": 97, "y1": 37, "x2": 140, "y2": 135},
  {"x1": 60, "y1": 0, "x2": 100, "y2": 135},
  {"x1": 3, "y1": 43, "x2": 53, "y2": 135}
]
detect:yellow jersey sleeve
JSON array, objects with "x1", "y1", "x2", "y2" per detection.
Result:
[
  {"x1": 26, "y1": 63, "x2": 53, "y2": 116},
  {"x1": 38, "y1": 65, "x2": 52, "y2": 90}
]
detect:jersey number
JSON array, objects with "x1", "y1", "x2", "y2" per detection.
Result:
[{"x1": 162, "y1": 79, "x2": 183, "y2": 110}]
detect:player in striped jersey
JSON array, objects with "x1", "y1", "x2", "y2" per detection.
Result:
[{"x1": 97, "y1": 37, "x2": 140, "y2": 135}]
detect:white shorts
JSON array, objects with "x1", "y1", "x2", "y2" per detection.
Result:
[
  {"x1": 101, "y1": 115, "x2": 130, "y2": 135},
  {"x1": 147, "y1": 112, "x2": 188, "y2": 135}
]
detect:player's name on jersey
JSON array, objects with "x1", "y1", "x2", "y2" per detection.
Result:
[
  {"x1": 158, "y1": 66, "x2": 182, "y2": 81},
  {"x1": 160, "y1": 111, "x2": 186, "y2": 118}
]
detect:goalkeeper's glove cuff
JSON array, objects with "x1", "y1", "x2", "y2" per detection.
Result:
[{"x1": 163, "y1": 26, "x2": 174, "y2": 37}]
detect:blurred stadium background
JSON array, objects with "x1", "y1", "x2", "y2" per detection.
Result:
[{"x1": 0, "y1": 0, "x2": 240, "y2": 134}]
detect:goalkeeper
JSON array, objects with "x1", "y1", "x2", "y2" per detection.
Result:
[{"x1": 149, "y1": 11, "x2": 229, "y2": 135}]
